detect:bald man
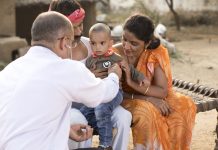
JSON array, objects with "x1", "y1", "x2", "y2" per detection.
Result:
[{"x1": 0, "y1": 11, "x2": 122, "y2": 150}]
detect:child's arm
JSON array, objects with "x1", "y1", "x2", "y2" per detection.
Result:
[
  {"x1": 85, "y1": 57, "x2": 93, "y2": 69},
  {"x1": 129, "y1": 65, "x2": 150, "y2": 87},
  {"x1": 111, "y1": 52, "x2": 123, "y2": 63},
  {"x1": 87, "y1": 57, "x2": 108, "y2": 79},
  {"x1": 120, "y1": 60, "x2": 150, "y2": 96}
]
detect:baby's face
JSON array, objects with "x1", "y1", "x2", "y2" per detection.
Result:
[{"x1": 90, "y1": 31, "x2": 112, "y2": 56}]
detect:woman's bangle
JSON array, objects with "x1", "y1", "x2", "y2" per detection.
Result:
[
  {"x1": 144, "y1": 86, "x2": 149, "y2": 95},
  {"x1": 131, "y1": 93, "x2": 134, "y2": 100}
]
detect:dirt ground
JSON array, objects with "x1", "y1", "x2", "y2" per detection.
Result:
[{"x1": 92, "y1": 26, "x2": 218, "y2": 150}]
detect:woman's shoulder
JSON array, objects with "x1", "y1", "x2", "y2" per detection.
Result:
[
  {"x1": 147, "y1": 44, "x2": 171, "y2": 65},
  {"x1": 150, "y1": 44, "x2": 169, "y2": 56},
  {"x1": 112, "y1": 43, "x2": 124, "y2": 55}
]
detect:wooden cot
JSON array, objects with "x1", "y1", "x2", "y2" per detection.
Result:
[{"x1": 172, "y1": 79, "x2": 218, "y2": 150}]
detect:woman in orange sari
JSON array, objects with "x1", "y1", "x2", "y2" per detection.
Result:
[{"x1": 113, "y1": 14, "x2": 197, "y2": 150}]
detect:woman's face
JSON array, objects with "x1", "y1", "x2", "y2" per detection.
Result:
[{"x1": 122, "y1": 29, "x2": 145, "y2": 58}]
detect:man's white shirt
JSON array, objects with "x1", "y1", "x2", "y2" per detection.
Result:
[{"x1": 0, "y1": 46, "x2": 119, "y2": 150}]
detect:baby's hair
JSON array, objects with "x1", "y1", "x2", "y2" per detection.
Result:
[{"x1": 89, "y1": 23, "x2": 111, "y2": 37}]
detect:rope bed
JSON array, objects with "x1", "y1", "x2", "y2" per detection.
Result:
[{"x1": 172, "y1": 79, "x2": 218, "y2": 150}]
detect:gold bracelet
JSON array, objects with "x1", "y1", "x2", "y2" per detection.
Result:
[
  {"x1": 144, "y1": 86, "x2": 149, "y2": 95},
  {"x1": 131, "y1": 94, "x2": 134, "y2": 100}
]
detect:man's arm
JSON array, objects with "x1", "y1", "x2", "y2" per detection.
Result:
[{"x1": 64, "y1": 61, "x2": 122, "y2": 108}]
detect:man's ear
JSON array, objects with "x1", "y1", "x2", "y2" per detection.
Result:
[{"x1": 59, "y1": 37, "x2": 66, "y2": 51}]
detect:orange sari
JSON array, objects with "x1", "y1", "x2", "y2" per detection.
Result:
[{"x1": 115, "y1": 45, "x2": 196, "y2": 150}]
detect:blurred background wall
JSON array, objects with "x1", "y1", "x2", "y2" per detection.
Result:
[{"x1": 16, "y1": 0, "x2": 96, "y2": 44}]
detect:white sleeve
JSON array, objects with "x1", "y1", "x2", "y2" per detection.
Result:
[{"x1": 61, "y1": 60, "x2": 119, "y2": 108}]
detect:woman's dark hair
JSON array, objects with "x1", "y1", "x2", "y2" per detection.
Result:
[
  {"x1": 49, "y1": 0, "x2": 81, "y2": 16},
  {"x1": 123, "y1": 14, "x2": 160, "y2": 49}
]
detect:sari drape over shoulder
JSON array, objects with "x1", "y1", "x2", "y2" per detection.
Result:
[{"x1": 114, "y1": 45, "x2": 196, "y2": 150}]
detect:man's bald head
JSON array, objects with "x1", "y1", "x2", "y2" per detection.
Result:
[{"x1": 31, "y1": 11, "x2": 73, "y2": 44}]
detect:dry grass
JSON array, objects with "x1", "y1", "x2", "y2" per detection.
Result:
[
  {"x1": 160, "y1": 10, "x2": 218, "y2": 26},
  {"x1": 166, "y1": 25, "x2": 218, "y2": 42}
]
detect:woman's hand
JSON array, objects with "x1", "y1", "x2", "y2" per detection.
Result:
[
  {"x1": 139, "y1": 78, "x2": 151, "y2": 87},
  {"x1": 90, "y1": 68, "x2": 108, "y2": 79},
  {"x1": 120, "y1": 60, "x2": 131, "y2": 82},
  {"x1": 69, "y1": 124, "x2": 93, "y2": 142},
  {"x1": 147, "y1": 97, "x2": 171, "y2": 116},
  {"x1": 135, "y1": 94, "x2": 171, "y2": 116}
]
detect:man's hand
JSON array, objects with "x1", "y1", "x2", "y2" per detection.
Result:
[
  {"x1": 69, "y1": 124, "x2": 93, "y2": 142},
  {"x1": 108, "y1": 63, "x2": 122, "y2": 79}
]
